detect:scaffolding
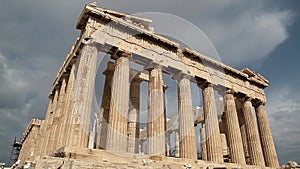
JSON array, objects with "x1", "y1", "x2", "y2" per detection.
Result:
[{"x1": 8, "y1": 137, "x2": 22, "y2": 166}]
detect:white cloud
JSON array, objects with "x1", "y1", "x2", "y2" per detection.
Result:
[
  {"x1": 266, "y1": 85, "x2": 300, "y2": 163},
  {"x1": 196, "y1": 3, "x2": 293, "y2": 66}
]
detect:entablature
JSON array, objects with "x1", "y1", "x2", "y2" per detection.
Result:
[{"x1": 49, "y1": 3, "x2": 269, "y2": 103}]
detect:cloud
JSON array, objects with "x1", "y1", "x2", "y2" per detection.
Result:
[{"x1": 266, "y1": 85, "x2": 300, "y2": 164}]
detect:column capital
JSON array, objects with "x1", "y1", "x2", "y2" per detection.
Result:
[
  {"x1": 54, "y1": 84, "x2": 61, "y2": 91},
  {"x1": 61, "y1": 72, "x2": 70, "y2": 79},
  {"x1": 130, "y1": 73, "x2": 144, "y2": 84},
  {"x1": 144, "y1": 63, "x2": 162, "y2": 71},
  {"x1": 217, "y1": 88, "x2": 236, "y2": 96},
  {"x1": 226, "y1": 88, "x2": 237, "y2": 95},
  {"x1": 111, "y1": 49, "x2": 132, "y2": 60},
  {"x1": 252, "y1": 99, "x2": 266, "y2": 107},
  {"x1": 83, "y1": 37, "x2": 97, "y2": 46},
  {"x1": 49, "y1": 94, "x2": 54, "y2": 100},
  {"x1": 243, "y1": 96, "x2": 253, "y2": 102},
  {"x1": 69, "y1": 57, "x2": 77, "y2": 65},
  {"x1": 173, "y1": 73, "x2": 191, "y2": 82},
  {"x1": 197, "y1": 81, "x2": 213, "y2": 90},
  {"x1": 131, "y1": 77, "x2": 143, "y2": 84}
]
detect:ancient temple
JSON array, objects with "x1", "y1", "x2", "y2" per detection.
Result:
[{"x1": 17, "y1": 3, "x2": 279, "y2": 169}]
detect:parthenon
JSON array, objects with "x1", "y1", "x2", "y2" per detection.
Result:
[{"x1": 17, "y1": 3, "x2": 280, "y2": 169}]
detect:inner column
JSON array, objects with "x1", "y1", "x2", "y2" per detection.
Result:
[
  {"x1": 97, "y1": 61, "x2": 115, "y2": 149},
  {"x1": 106, "y1": 52, "x2": 130, "y2": 152},
  {"x1": 223, "y1": 89, "x2": 246, "y2": 164},
  {"x1": 200, "y1": 83, "x2": 223, "y2": 163},
  {"x1": 127, "y1": 77, "x2": 142, "y2": 153},
  {"x1": 147, "y1": 67, "x2": 166, "y2": 156},
  {"x1": 242, "y1": 97, "x2": 265, "y2": 167},
  {"x1": 177, "y1": 75, "x2": 197, "y2": 160}
]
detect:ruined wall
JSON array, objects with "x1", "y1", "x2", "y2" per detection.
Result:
[{"x1": 18, "y1": 119, "x2": 43, "y2": 163}]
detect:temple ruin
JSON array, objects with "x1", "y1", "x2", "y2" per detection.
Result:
[{"x1": 17, "y1": 3, "x2": 280, "y2": 169}]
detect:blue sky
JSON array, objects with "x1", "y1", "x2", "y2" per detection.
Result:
[{"x1": 0, "y1": 0, "x2": 299, "y2": 165}]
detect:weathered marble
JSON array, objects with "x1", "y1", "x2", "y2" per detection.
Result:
[
  {"x1": 45, "y1": 89, "x2": 59, "y2": 155},
  {"x1": 201, "y1": 84, "x2": 223, "y2": 163},
  {"x1": 177, "y1": 76, "x2": 197, "y2": 160},
  {"x1": 147, "y1": 67, "x2": 166, "y2": 155},
  {"x1": 51, "y1": 76, "x2": 68, "y2": 153},
  {"x1": 97, "y1": 62, "x2": 115, "y2": 149},
  {"x1": 106, "y1": 55, "x2": 130, "y2": 152},
  {"x1": 127, "y1": 78, "x2": 141, "y2": 153},
  {"x1": 58, "y1": 62, "x2": 76, "y2": 149},
  {"x1": 243, "y1": 98, "x2": 265, "y2": 167},
  {"x1": 223, "y1": 90, "x2": 246, "y2": 164},
  {"x1": 200, "y1": 126, "x2": 207, "y2": 161},
  {"x1": 175, "y1": 130, "x2": 180, "y2": 158},
  {"x1": 71, "y1": 42, "x2": 99, "y2": 148},
  {"x1": 255, "y1": 103, "x2": 279, "y2": 167}
]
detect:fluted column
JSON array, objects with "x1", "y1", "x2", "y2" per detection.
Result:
[
  {"x1": 51, "y1": 75, "x2": 68, "y2": 152},
  {"x1": 38, "y1": 98, "x2": 53, "y2": 157},
  {"x1": 201, "y1": 83, "x2": 223, "y2": 162},
  {"x1": 72, "y1": 41, "x2": 98, "y2": 148},
  {"x1": 163, "y1": 86, "x2": 168, "y2": 156},
  {"x1": 256, "y1": 103, "x2": 279, "y2": 167},
  {"x1": 240, "y1": 123, "x2": 250, "y2": 163},
  {"x1": 106, "y1": 54, "x2": 130, "y2": 152},
  {"x1": 243, "y1": 98, "x2": 265, "y2": 167},
  {"x1": 147, "y1": 67, "x2": 166, "y2": 155},
  {"x1": 175, "y1": 130, "x2": 180, "y2": 157},
  {"x1": 48, "y1": 84, "x2": 64, "y2": 154},
  {"x1": 58, "y1": 61, "x2": 76, "y2": 149},
  {"x1": 127, "y1": 78, "x2": 141, "y2": 153},
  {"x1": 178, "y1": 76, "x2": 197, "y2": 160},
  {"x1": 97, "y1": 62, "x2": 115, "y2": 149},
  {"x1": 64, "y1": 62, "x2": 77, "y2": 147},
  {"x1": 223, "y1": 90, "x2": 246, "y2": 164},
  {"x1": 200, "y1": 125, "x2": 207, "y2": 161},
  {"x1": 45, "y1": 89, "x2": 59, "y2": 155}
]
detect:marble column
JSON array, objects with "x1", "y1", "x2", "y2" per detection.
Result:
[
  {"x1": 51, "y1": 75, "x2": 68, "y2": 152},
  {"x1": 38, "y1": 98, "x2": 54, "y2": 157},
  {"x1": 127, "y1": 78, "x2": 141, "y2": 153},
  {"x1": 163, "y1": 86, "x2": 168, "y2": 156},
  {"x1": 240, "y1": 123, "x2": 250, "y2": 163},
  {"x1": 243, "y1": 98, "x2": 265, "y2": 167},
  {"x1": 45, "y1": 89, "x2": 59, "y2": 155},
  {"x1": 255, "y1": 103, "x2": 279, "y2": 167},
  {"x1": 106, "y1": 54, "x2": 130, "y2": 152},
  {"x1": 72, "y1": 41, "x2": 99, "y2": 148},
  {"x1": 166, "y1": 131, "x2": 171, "y2": 157},
  {"x1": 147, "y1": 67, "x2": 166, "y2": 155},
  {"x1": 178, "y1": 76, "x2": 197, "y2": 160},
  {"x1": 140, "y1": 140, "x2": 145, "y2": 154},
  {"x1": 220, "y1": 133, "x2": 228, "y2": 157},
  {"x1": 57, "y1": 61, "x2": 76, "y2": 149},
  {"x1": 200, "y1": 125, "x2": 207, "y2": 161},
  {"x1": 48, "y1": 84, "x2": 64, "y2": 154},
  {"x1": 175, "y1": 130, "x2": 180, "y2": 157},
  {"x1": 223, "y1": 90, "x2": 246, "y2": 164},
  {"x1": 97, "y1": 62, "x2": 115, "y2": 149},
  {"x1": 201, "y1": 83, "x2": 223, "y2": 162}
]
